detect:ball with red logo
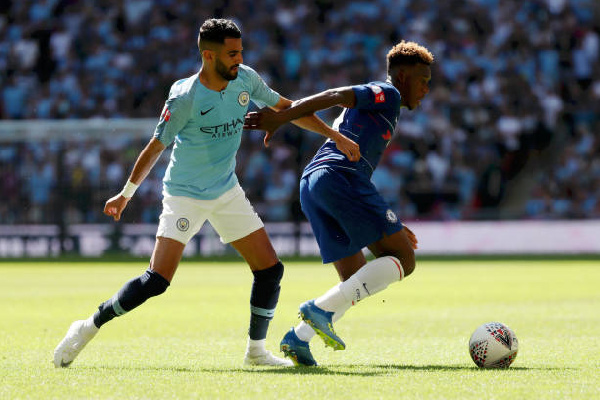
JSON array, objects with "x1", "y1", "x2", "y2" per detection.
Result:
[{"x1": 469, "y1": 322, "x2": 518, "y2": 368}]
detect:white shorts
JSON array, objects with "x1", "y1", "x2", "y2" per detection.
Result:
[{"x1": 156, "y1": 184, "x2": 264, "y2": 244}]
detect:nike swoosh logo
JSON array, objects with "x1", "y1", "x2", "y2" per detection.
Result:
[
  {"x1": 381, "y1": 130, "x2": 392, "y2": 140},
  {"x1": 362, "y1": 282, "x2": 370, "y2": 295},
  {"x1": 200, "y1": 107, "x2": 214, "y2": 116}
]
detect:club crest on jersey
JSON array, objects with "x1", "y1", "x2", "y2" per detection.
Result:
[
  {"x1": 176, "y1": 218, "x2": 190, "y2": 232},
  {"x1": 368, "y1": 85, "x2": 386, "y2": 103},
  {"x1": 160, "y1": 105, "x2": 171, "y2": 122},
  {"x1": 238, "y1": 91, "x2": 249, "y2": 106},
  {"x1": 386, "y1": 209, "x2": 397, "y2": 223}
]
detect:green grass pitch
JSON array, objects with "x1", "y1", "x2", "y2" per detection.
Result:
[{"x1": 1, "y1": 259, "x2": 599, "y2": 399}]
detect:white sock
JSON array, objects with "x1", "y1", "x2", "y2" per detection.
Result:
[
  {"x1": 332, "y1": 301, "x2": 352, "y2": 323},
  {"x1": 296, "y1": 257, "x2": 404, "y2": 343},
  {"x1": 84, "y1": 315, "x2": 99, "y2": 333},
  {"x1": 246, "y1": 338, "x2": 266, "y2": 354},
  {"x1": 314, "y1": 283, "x2": 348, "y2": 312},
  {"x1": 294, "y1": 321, "x2": 316, "y2": 342},
  {"x1": 315, "y1": 256, "x2": 404, "y2": 310}
]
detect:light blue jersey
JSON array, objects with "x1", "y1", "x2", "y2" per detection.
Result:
[{"x1": 154, "y1": 64, "x2": 280, "y2": 199}]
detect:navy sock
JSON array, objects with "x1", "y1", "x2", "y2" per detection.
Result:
[
  {"x1": 248, "y1": 261, "x2": 284, "y2": 340},
  {"x1": 93, "y1": 269, "x2": 170, "y2": 328}
]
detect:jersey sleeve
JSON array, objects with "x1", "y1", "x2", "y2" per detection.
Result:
[
  {"x1": 245, "y1": 65, "x2": 280, "y2": 108},
  {"x1": 351, "y1": 83, "x2": 400, "y2": 111},
  {"x1": 153, "y1": 86, "x2": 193, "y2": 146}
]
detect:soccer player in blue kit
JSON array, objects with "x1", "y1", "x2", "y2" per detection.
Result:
[
  {"x1": 53, "y1": 18, "x2": 360, "y2": 368},
  {"x1": 244, "y1": 40, "x2": 433, "y2": 365}
]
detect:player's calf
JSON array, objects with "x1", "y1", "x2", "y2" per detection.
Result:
[
  {"x1": 53, "y1": 268, "x2": 170, "y2": 368},
  {"x1": 248, "y1": 261, "x2": 283, "y2": 341},
  {"x1": 94, "y1": 268, "x2": 170, "y2": 327},
  {"x1": 244, "y1": 262, "x2": 290, "y2": 365}
]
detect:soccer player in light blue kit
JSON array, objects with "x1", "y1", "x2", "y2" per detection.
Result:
[
  {"x1": 53, "y1": 18, "x2": 360, "y2": 368},
  {"x1": 245, "y1": 41, "x2": 433, "y2": 365}
]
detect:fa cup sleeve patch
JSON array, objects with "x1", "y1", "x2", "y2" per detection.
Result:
[{"x1": 368, "y1": 85, "x2": 386, "y2": 103}]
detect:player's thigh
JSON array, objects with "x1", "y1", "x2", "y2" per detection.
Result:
[
  {"x1": 230, "y1": 227, "x2": 278, "y2": 271},
  {"x1": 209, "y1": 185, "x2": 277, "y2": 270},
  {"x1": 311, "y1": 170, "x2": 405, "y2": 263},
  {"x1": 157, "y1": 194, "x2": 209, "y2": 245},
  {"x1": 300, "y1": 174, "x2": 354, "y2": 264},
  {"x1": 209, "y1": 185, "x2": 265, "y2": 243},
  {"x1": 367, "y1": 229, "x2": 416, "y2": 276},
  {"x1": 149, "y1": 236, "x2": 186, "y2": 282}
]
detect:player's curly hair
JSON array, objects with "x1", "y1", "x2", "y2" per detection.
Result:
[
  {"x1": 198, "y1": 18, "x2": 242, "y2": 51},
  {"x1": 387, "y1": 41, "x2": 434, "y2": 74}
]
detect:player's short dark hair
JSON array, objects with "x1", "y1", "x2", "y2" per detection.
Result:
[
  {"x1": 387, "y1": 40, "x2": 434, "y2": 74},
  {"x1": 198, "y1": 18, "x2": 242, "y2": 51}
]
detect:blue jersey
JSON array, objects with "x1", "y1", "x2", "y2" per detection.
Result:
[
  {"x1": 154, "y1": 64, "x2": 280, "y2": 200},
  {"x1": 302, "y1": 81, "x2": 402, "y2": 179},
  {"x1": 299, "y1": 81, "x2": 404, "y2": 263}
]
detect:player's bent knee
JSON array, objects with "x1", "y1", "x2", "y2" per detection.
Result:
[
  {"x1": 143, "y1": 269, "x2": 170, "y2": 298},
  {"x1": 403, "y1": 258, "x2": 416, "y2": 277},
  {"x1": 397, "y1": 250, "x2": 416, "y2": 278}
]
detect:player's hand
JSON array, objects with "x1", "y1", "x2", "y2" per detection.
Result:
[
  {"x1": 403, "y1": 224, "x2": 418, "y2": 250},
  {"x1": 244, "y1": 108, "x2": 286, "y2": 147},
  {"x1": 103, "y1": 194, "x2": 130, "y2": 221},
  {"x1": 333, "y1": 133, "x2": 361, "y2": 162}
]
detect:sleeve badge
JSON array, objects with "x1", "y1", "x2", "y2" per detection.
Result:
[{"x1": 368, "y1": 85, "x2": 386, "y2": 103}]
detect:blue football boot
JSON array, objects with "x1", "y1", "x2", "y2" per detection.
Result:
[
  {"x1": 299, "y1": 300, "x2": 346, "y2": 350},
  {"x1": 280, "y1": 328, "x2": 317, "y2": 366}
]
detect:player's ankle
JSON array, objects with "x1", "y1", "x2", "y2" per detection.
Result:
[
  {"x1": 246, "y1": 337, "x2": 267, "y2": 355},
  {"x1": 84, "y1": 316, "x2": 99, "y2": 332}
]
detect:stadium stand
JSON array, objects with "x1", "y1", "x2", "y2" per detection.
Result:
[{"x1": 1, "y1": 0, "x2": 599, "y2": 225}]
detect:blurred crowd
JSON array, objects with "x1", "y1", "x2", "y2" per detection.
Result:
[{"x1": 1, "y1": 0, "x2": 599, "y2": 225}]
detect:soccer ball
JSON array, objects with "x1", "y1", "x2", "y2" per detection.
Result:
[{"x1": 469, "y1": 322, "x2": 518, "y2": 368}]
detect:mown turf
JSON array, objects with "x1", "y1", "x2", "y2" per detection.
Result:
[{"x1": 1, "y1": 259, "x2": 598, "y2": 399}]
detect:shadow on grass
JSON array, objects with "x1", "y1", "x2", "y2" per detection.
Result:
[
  {"x1": 77, "y1": 363, "x2": 559, "y2": 376},
  {"x1": 78, "y1": 365, "x2": 198, "y2": 373},
  {"x1": 236, "y1": 364, "x2": 467, "y2": 376},
  {"x1": 241, "y1": 364, "x2": 537, "y2": 376}
]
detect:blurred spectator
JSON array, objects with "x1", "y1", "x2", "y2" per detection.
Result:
[{"x1": 0, "y1": 0, "x2": 599, "y2": 223}]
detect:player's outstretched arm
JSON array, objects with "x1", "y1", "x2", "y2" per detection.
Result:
[
  {"x1": 245, "y1": 88, "x2": 360, "y2": 161},
  {"x1": 245, "y1": 87, "x2": 355, "y2": 132},
  {"x1": 104, "y1": 138, "x2": 165, "y2": 221}
]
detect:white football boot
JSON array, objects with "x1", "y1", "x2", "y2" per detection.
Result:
[
  {"x1": 53, "y1": 319, "x2": 99, "y2": 367},
  {"x1": 244, "y1": 350, "x2": 294, "y2": 366}
]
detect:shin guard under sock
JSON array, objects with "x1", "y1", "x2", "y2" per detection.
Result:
[{"x1": 248, "y1": 261, "x2": 284, "y2": 340}]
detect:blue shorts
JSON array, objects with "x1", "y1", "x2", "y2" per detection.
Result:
[{"x1": 300, "y1": 167, "x2": 404, "y2": 263}]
